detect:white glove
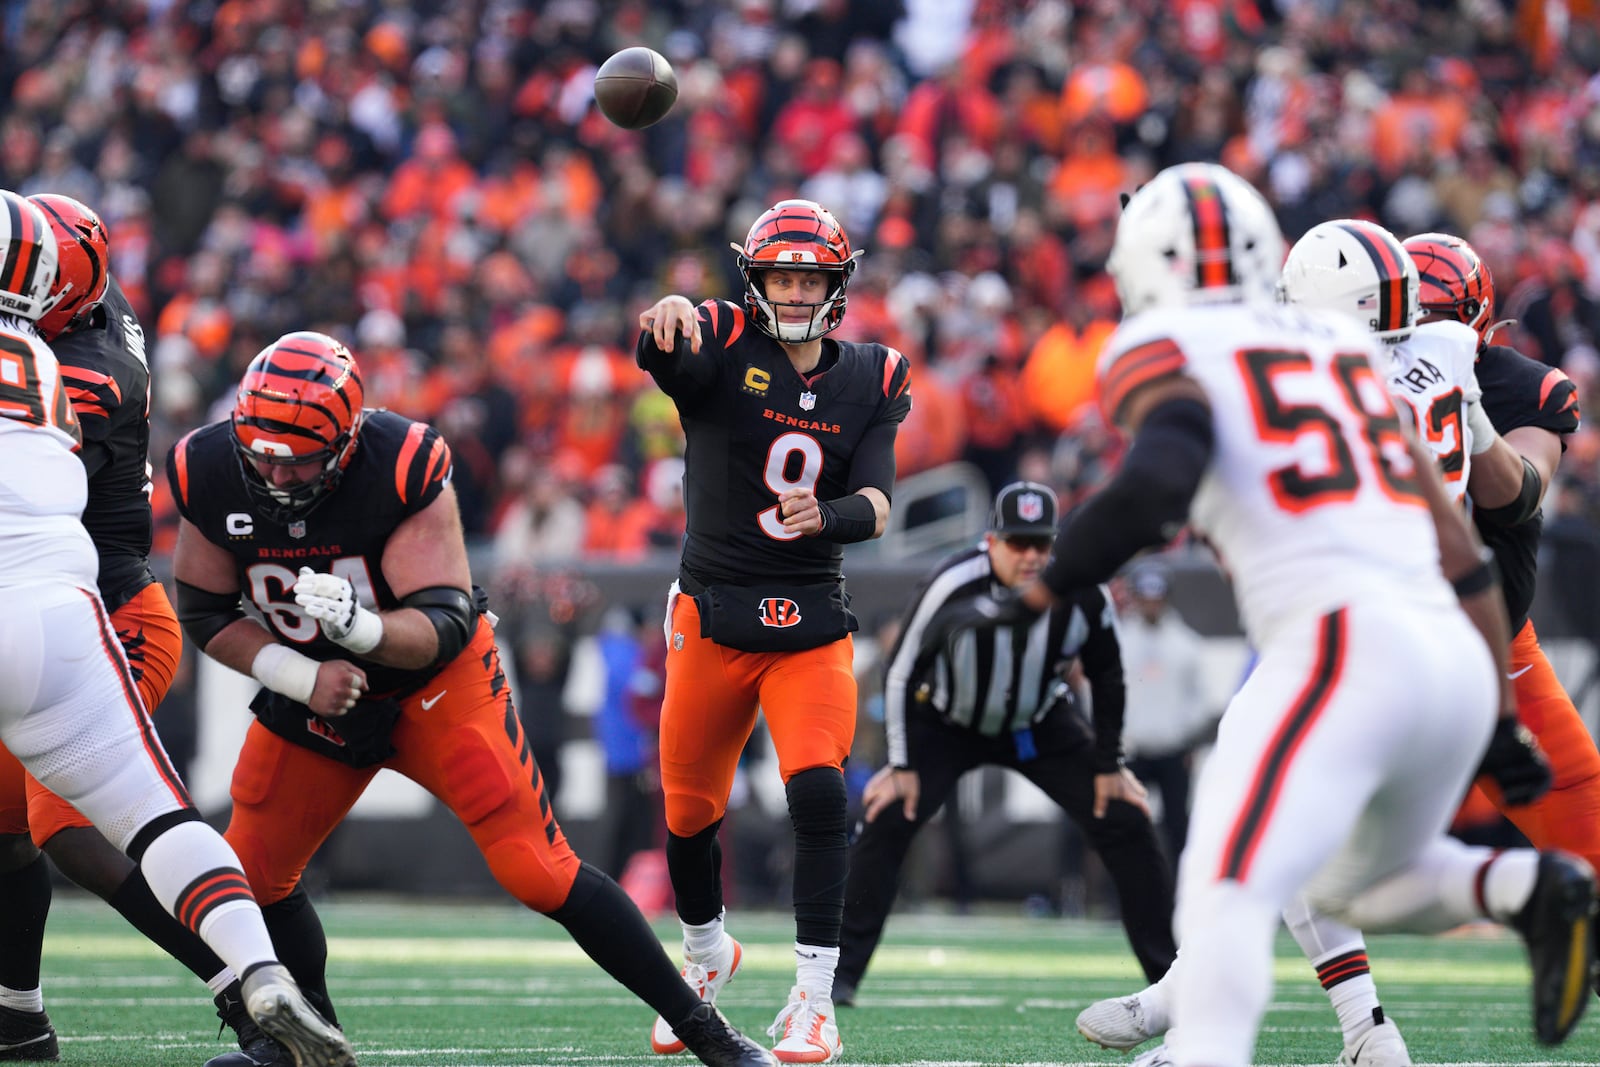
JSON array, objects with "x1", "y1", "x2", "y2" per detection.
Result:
[{"x1": 294, "y1": 566, "x2": 383, "y2": 654}]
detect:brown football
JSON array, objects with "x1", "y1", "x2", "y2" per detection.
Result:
[{"x1": 593, "y1": 47, "x2": 679, "y2": 130}]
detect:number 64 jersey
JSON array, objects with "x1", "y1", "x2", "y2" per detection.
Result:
[{"x1": 1098, "y1": 303, "x2": 1455, "y2": 645}]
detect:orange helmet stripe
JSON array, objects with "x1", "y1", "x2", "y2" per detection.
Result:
[
  {"x1": 1338, "y1": 222, "x2": 1409, "y2": 334},
  {"x1": 1183, "y1": 176, "x2": 1234, "y2": 290}
]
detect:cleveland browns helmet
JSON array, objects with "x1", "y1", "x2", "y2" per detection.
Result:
[
  {"x1": 0, "y1": 190, "x2": 62, "y2": 324},
  {"x1": 231, "y1": 331, "x2": 366, "y2": 523},
  {"x1": 29, "y1": 193, "x2": 109, "y2": 340},
  {"x1": 1402, "y1": 232, "x2": 1495, "y2": 348},
  {"x1": 730, "y1": 199, "x2": 863, "y2": 343},
  {"x1": 1107, "y1": 162, "x2": 1286, "y2": 315},
  {"x1": 1279, "y1": 219, "x2": 1419, "y2": 344}
]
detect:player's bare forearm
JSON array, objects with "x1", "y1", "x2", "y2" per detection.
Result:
[
  {"x1": 1409, "y1": 434, "x2": 1515, "y2": 714},
  {"x1": 374, "y1": 486, "x2": 475, "y2": 670},
  {"x1": 1503, "y1": 425, "x2": 1562, "y2": 498},
  {"x1": 200, "y1": 616, "x2": 280, "y2": 676}
]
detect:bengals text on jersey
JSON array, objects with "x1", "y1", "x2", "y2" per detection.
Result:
[
  {"x1": 636, "y1": 297, "x2": 911, "y2": 588},
  {"x1": 168, "y1": 408, "x2": 452, "y2": 701}
]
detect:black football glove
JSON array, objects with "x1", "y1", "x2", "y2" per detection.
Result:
[
  {"x1": 1476, "y1": 717, "x2": 1552, "y2": 807},
  {"x1": 917, "y1": 588, "x2": 1042, "y2": 657}
]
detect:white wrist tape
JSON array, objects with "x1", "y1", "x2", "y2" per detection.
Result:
[
  {"x1": 335, "y1": 604, "x2": 384, "y2": 655},
  {"x1": 1466, "y1": 398, "x2": 1499, "y2": 456},
  {"x1": 250, "y1": 644, "x2": 321, "y2": 705}
]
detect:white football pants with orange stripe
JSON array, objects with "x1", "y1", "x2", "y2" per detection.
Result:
[
  {"x1": 0, "y1": 581, "x2": 192, "y2": 848},
  {"x1": 1169, "y1": 597, "x2": 1504, "y2": 1067}
]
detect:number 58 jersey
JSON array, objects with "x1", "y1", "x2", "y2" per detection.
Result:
[{"x1": 1098, "y1": 303, "x2": 1454, "y2": 643}]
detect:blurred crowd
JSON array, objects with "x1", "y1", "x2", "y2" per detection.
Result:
[{"x1": 5, "y1": 0, "x2": 1600, "y2": 575}]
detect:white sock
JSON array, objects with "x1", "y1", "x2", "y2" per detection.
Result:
[
  {"x1": 796, "y1": 943, "x2": 839, "y2": 1000},
  {"x1": 1326, "y1": 977, "x2": 1382, "y2": 1043},
  {"x1": 137, "y1": 821, "x2": 277, "y2": 978},
  {"x1": 1480, "y1": 852, "x2": 1541, "y2": 922},
  {"x1": 0, "y1": 985, "x2": 43, "y2": 1013},
  {"x1": 683, "y1": 912, "x2": 726, "y2": 960},
  {"x1": 206, "y1": 968, "x2": 239, "y2": 996}
]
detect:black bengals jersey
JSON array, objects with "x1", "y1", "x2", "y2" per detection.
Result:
[
  {"x1": 1474, "y1": 343, "x2": 1581, "y2": 633},
  {"x1": 167, "y1": 408, "x2": 453, "y2": 696},
  {"x1": 54, "y1": 276, "x2": 154, "y2": 611},
  {"x1": 637, "y1": 298, "x2": 912, "y2": 587}
]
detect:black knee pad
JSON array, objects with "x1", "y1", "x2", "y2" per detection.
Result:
[{"x1": 785, "y1": 767, "x2": 847, "y2": 839}]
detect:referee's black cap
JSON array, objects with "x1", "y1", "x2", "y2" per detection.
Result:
[{"x1": 990, "y1": 481, "x2": 1058, "y2": 537}]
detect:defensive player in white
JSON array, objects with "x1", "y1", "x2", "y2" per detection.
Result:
[
  {"x1": 1077, "y1": 218, "x2": 1557, "y2": 1066},
  {"x1": 0, "y1": 190, "x2": 357, "y2": 1067},
  {"x1": 932, "y1": 163, "x2": 1595, "y2": 1067}
]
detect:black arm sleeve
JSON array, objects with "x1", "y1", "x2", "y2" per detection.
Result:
[
  {"x1": 635, "y1": 330, "x2": 718, "y2": 402},
  {"x1": 1041, "y1": 397, "x2": 1213, "y2": 597},
  {"x1": 1076, "y1": 590, "x2": 1128, "y2": 772},
  {"x1": 846, "y1": 419, "x2": 899, "y2": 499},
  {"x1": 175, "y1": 579, "x2": 245, "y2": 652},
  {"x1": 818, "y1": 493, "x2": 878, "y2": 543},
  {"x1": 1473, "y1": 456, "x2": 1543, "y2": 528},
  {"x1": 401, "y1": 586, "x2": 477, "y2": 667}
]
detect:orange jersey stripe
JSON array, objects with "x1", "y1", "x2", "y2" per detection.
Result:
[
  {"x1": 881, "y1": 348, "x2": 904, "y2": 397},
  {"x1": 1100, "y1": 338, "x2": 1187, "y2": 424},
  {"x1": 394, "y1": 422, "x2": 429, "y2": 503},
  {"x1": 172, "y1": 429, "x2": 197, "y2": 506}
]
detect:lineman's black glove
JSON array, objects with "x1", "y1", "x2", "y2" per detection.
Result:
[{"x1": 1477, "y1": 717, "x2": 1552, "y2": 807}]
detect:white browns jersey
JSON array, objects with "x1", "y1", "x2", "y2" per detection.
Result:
[
  {"x1": 0, "y1": 315, "x2": 94, "y2": 591},
  {"x1": 1098, "y1": 303, "x2": 1454, "y2": 644},
  {"x1": 1385, "y1": 319, "x2": 1482, "y2": 504}
]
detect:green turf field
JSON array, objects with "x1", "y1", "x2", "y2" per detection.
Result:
[{"x1": 32, "y1": 893, "x2": 1600, "y2": 1066}]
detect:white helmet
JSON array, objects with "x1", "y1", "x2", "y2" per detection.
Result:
[
  {"x1": 0, "y1": 191, "x2": 60, "y2": 323},
  {"x1": 1107, "y1": 162, "x2": 1286, "y2": 315},
  {"x1": 1279, "y1": 219, "x2": 1419, "y2": 344}
]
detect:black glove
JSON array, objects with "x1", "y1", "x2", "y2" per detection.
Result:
[
  {"x1": 917, "y1": 588, "x2": 1042, "y2": 657},
  {"x1": 1476, "y1": 717, "x2": 1552, "y2": 807}
]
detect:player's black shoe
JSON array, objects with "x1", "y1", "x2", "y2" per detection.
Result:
[
  {"x1": 206, "y1": 987, "x2": 293, "y2": 1067},
  {"x1": 673, "y1": 1002, "x2": 776, "y2": 1067},
  {"x1": 0, "y1": 1005, "x2": 57, "y2": 1061},
  {"x1": 1511, "y1": 851, "x2": 1598, "y2": 1044},
  {"x1": 831, "y1": 980, "x2": 855, "y2": 1009}
]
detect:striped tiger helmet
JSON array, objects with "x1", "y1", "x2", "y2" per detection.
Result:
[
  {"x1": 1279, "y1": 219, "x2": 1419, "y2": 344},
  {"x1": 29, "y1": 194, "x2": 110, "y2": 340},
  {"x1": 1108, "y1": 162, "x2": 1286, "y2": 315},
  {"x1": 231, "y1": 331, "x2": 366, "y2": 523},
  {"x1": 1402, "y1": 232, "x2": 1495, "y2": 348},
  {"x1": 730, "y1": 199, "x2": 862, "y2": 343},
  {"x1": 0, "y1": 190, "x2": 62, "y2": 324}
]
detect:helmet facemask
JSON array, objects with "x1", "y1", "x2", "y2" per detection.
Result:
[
  {"x1": 230, "y1": 332, "x2": 365, "y2": 526},
  {"x1": 731, "y1": 199, "x2": 862, "y2": 344}
]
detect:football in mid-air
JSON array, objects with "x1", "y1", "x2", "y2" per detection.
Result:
[{"x1": 593, "y1": 47, "x2": 678, "y2": 130}]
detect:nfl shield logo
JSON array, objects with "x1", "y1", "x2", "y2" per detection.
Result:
[
  {"x1": 673, "y1": 633, "x2": 684, "y2": 651},
  {"x1": 1018, "y1": 493, "x2": 1044, "y2": 522},
  {"x1": 288, "y1": 520, "x2": 307, "y2": 540},
  {"x1": 799, "y1": 391, "x2": 817, "y2": 411}
]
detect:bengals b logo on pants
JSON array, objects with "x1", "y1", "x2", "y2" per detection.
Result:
[{"x1": 760, "y1": 597, "x2": 802, "y2": 628}]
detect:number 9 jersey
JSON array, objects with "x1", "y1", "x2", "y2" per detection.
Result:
[
  {"x1": 1098, "y1": 302, "x2": 1453, "y2": 643},
  {"x1": 637, "y1": 298, "x2": 912, "y2": 585}
]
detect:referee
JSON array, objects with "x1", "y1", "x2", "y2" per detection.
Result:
[{"x1": 835, "y1": 482, "x2": 1177, "y2": 1005}]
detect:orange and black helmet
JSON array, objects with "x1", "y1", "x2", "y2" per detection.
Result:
[
  {"x1": 729, "y1": 199, "x2": 862, "y2": 343},
  {"x1": 231, "y1": 331, "x2": 365, "y2": 523},
  {"x1": 29, "y1": 194, "x2": 109, "y2": 340},
  {"x1": 1402, "y1": 232, "x2": 1495, "y2": 348}
]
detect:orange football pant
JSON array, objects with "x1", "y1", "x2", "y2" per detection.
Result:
[
  {"x1": 0, "y1": 581, "x2": 183, "y2": 846},
  {"x1": 1469, "y1": 620, "x2": 1600, "y2": 874},
  {"x1": 224, "y1": 620, "x2": 582, "y2": 910},
  {"x1": 658, "y1": 592, "x2": 857, "y2": 835}
]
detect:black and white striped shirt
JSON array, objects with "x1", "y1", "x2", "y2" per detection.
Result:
[{"x1": 882, "y1": 545, "x2": 1125, "y2": 768}]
